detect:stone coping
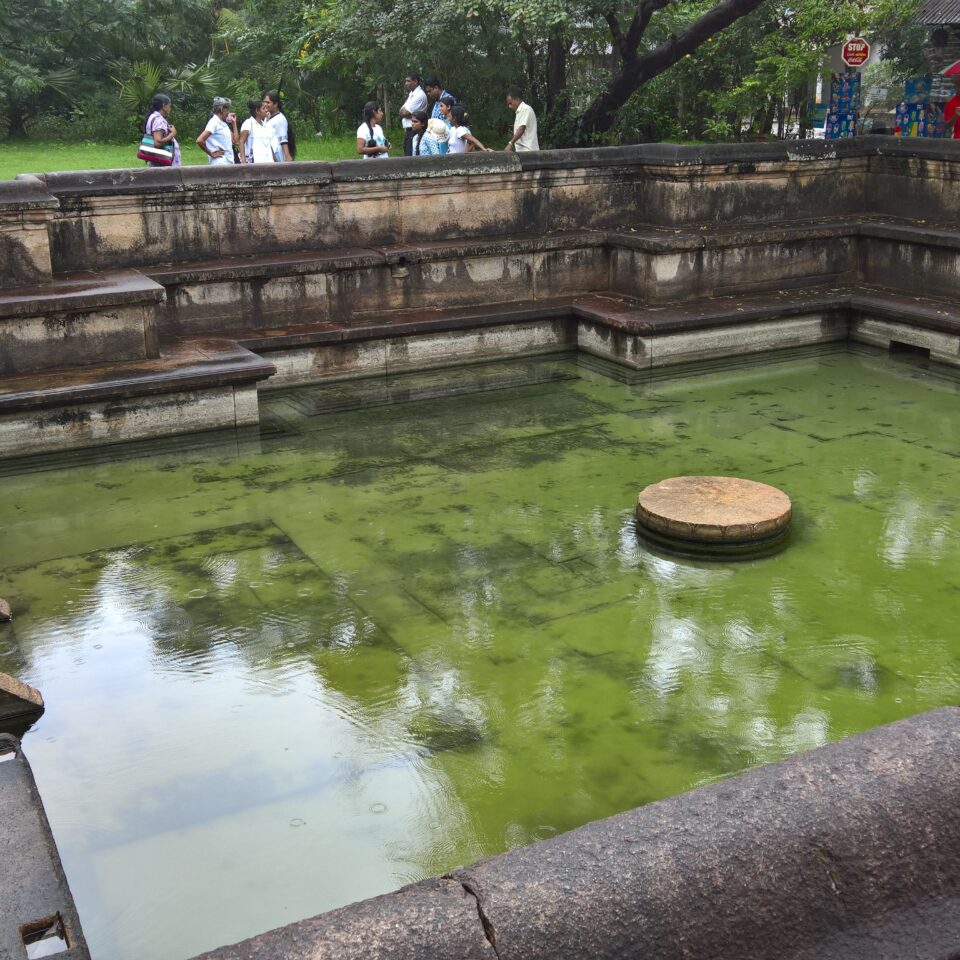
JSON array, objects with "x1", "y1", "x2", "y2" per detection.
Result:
[
  {"x1": 16, "y1": 137, "x2": 960, "y2": 202},
  {"x1": 0, "y1": 176, "x2": 59, "y2": 210},
  {"x1": 0, "y1": 270, "x2": 164, "y2": 319},
  {"x1": 0, "y1": 340, "x2": 274, "y2": 413},
  {"x1": 192, "y1": 707, "x2": 960, "y2": 960}
]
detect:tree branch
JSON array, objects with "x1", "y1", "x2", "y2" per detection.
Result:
[
  {"x1": 604, "y1": 10, "x2": 630, "y2": 60},
  {"x1": 579, "y1": 0, "x2": 766, "y2": 139},
  {"x1": 627, "y1": 0, "x2": 671, "y2": 51}
]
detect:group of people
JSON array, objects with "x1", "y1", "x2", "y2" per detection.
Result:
[
  {"x1": 141, "y1": 76, "x2": 537, "y2": 168},
  {"x1": 388, "y1": 74, "x2": 539, "y2": 158},
  {"x1": 143, "y1": 90, "x2": 294, "y2": 167}
]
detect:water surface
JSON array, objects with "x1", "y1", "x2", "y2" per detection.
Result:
[{"x1": 1, "y1": 347, "x2": 957, "y2": 960}]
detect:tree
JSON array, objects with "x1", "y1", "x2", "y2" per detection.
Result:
[{"x1": 575, "y1": 0, "x2": 765, "y2": 140}]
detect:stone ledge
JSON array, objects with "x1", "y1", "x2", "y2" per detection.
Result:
[
  {"x1": 0, "y1": 735, "x2": 90, "y2": 960},
  {"x1": 0, "y1": 177, "x2": 58, "y2": 211},
  {"x1": 0, "y1": 340, "x2": 274, "y2": 414},
  {"x1": 451, "y1": 707, "x2": 960, "y2": 960},
  {"x1": 142, "y1": 231, "x2": 605, "y2": 286},
  {"x1": 164, "y1": 281, "x2": 960, "y2": 354},
  {"x1": 331, "y1": 152, "x2": 521, "y2": 181},
  {"x1": 0, "y1": 270, "x2": 165, "y2": 320},
  {"x1": 191, "y1": 708, "x2": 960, "y2": 960},
  {"x1": 19, "y1": 138, "x2": 960, "y2": 206},
  {"x1": 190, "y1": 877, "x2": 495, "y2": 960}
]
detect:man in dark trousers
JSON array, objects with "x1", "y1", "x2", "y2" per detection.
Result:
[{"x1": 399, "y1": 72, "x2": 428, "y2": 156}]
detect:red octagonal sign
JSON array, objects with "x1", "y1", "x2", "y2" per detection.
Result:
[{"x1": 842, "y1": 37, "x2": 870, "y2": 68}]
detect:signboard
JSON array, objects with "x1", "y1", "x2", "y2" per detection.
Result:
[
  {"x1": 825, "y1": 73, "x2": 861, "y2": 139},
  {"x1": 842, "y1": 37, "x2": 870, "y2": 68}
]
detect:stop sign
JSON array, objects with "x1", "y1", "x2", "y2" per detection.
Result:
[{"x1": 842, "y1": 37, "x2": 870, "y2": 68}]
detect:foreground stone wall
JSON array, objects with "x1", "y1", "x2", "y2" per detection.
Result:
[{"x1": 193, "y1": 708, "x2": 960, "y2": 960}]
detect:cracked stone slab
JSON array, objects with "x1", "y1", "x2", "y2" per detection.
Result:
[
  {"x1": 452, "y1": 707, "x2": 960, "y2": 960},
  {"x1": 190, "y1": 876, "x2": 496, "y2": 960}
]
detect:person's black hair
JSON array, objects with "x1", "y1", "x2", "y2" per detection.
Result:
[
  {"x1": 405, "y1": 71, "x2": 422, "y2": 84},
  {"x1": 411, "y1": 109, "x2": 429, "y2": 154},
  {"x1": 439, "y1": 94, "x2": 456, "y2": 109},
  {"x1": 506, "y1": 87, "x2": 524, "y2": 101},
  {"x1": 146, "y1": 93, "x2": 171, "y2": 130},
  {"x1": 362, "y1": 100, "x2": 381, "y2": 143},
  {"x1": 423, "y1": 76, "x2": 441, "y2": 89},
  {"x1": 262, "y1": 89, "x2": 297, "y2": 159},
  {"x1": 247, "y1": 99, "x2": 262, "y2": 118},
  {"x1": 451, "y1": 105, "x2": 468, "y2": 127}
]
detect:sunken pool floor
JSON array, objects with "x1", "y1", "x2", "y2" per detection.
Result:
[{"x1": 1, "y1": 345, "x2": 958, "y2": 960}]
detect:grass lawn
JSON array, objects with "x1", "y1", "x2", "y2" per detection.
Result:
[{"x1": 0, "y1": 135, "x2": 369, "y2": 179}]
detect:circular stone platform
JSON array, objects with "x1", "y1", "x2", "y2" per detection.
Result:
[{"x1": 636, "y1": 476, "x2": 792, "y2": 558}]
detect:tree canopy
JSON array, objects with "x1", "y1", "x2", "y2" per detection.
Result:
[{"x1": 0, "y1": 0, "x2": 925, "y2": 143}]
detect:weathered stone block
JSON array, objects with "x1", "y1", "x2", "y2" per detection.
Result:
[{"x1": 0, "y1": 673, "x2": 42, "y2": 722}]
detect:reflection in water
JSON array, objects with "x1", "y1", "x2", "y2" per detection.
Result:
[{"x1": 0, "y1": 349, "x2": 958, "y2": 960}]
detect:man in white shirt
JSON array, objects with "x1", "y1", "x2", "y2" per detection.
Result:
[
  {"x1": 399, "y1": 72, "x2": 429, "y2": 156},
  {"x1": 505, "y1": 88, "x2": 539, "y2": 152}
]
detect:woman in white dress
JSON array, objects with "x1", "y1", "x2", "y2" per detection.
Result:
[{"x1": 196, "y1": 96, "x2": 238, "y2": 165}]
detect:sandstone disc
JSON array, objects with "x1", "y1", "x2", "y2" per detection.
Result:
[{"x1": 636, "y1": 476, "x2": 791, "y2": 549}]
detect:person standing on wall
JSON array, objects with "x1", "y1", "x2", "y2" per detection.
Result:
[
  {"x1": 399, "y1": 72, "x2": 428, "y2": 156},
  {"x1": 505, "y1": 88, "x2": 539, "y2": 152},
  {"x1": 196, "y1": 96, "x2": 239, "y2": 164},
  {"x1": 262, "y1": 90, "x2": 296, "y2": 161}
]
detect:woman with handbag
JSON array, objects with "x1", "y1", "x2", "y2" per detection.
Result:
[
  {"x1": 356, "y1": 101, "x2": 390, "y2": 159},
  {"x1": 139, "y1": 93, "x2": 180, "y2": 167}
]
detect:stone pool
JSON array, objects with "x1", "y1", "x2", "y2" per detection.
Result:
[{"x1": 1, "y1": 345, "x2": 957, "y2": 960}]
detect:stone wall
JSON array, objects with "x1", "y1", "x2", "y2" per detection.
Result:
[{"x1": 4, "y1": 137, "x2": 960, "y2": 456}]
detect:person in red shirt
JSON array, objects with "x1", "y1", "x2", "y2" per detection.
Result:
[{"x1": 944, "y1": 80, "x2": 960, "y2": 139}]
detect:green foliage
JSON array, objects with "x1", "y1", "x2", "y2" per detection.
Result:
[
  {"x1": 0, "y1": 0, "x2": 938, "y2": 147},
  {"x1": 710, "y1": 0, "x2": 923, "y2": 136}
]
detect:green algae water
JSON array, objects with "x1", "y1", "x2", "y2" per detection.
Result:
[{"x1": 1, "y1": 346, "x2": 958, "y2": 960}]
